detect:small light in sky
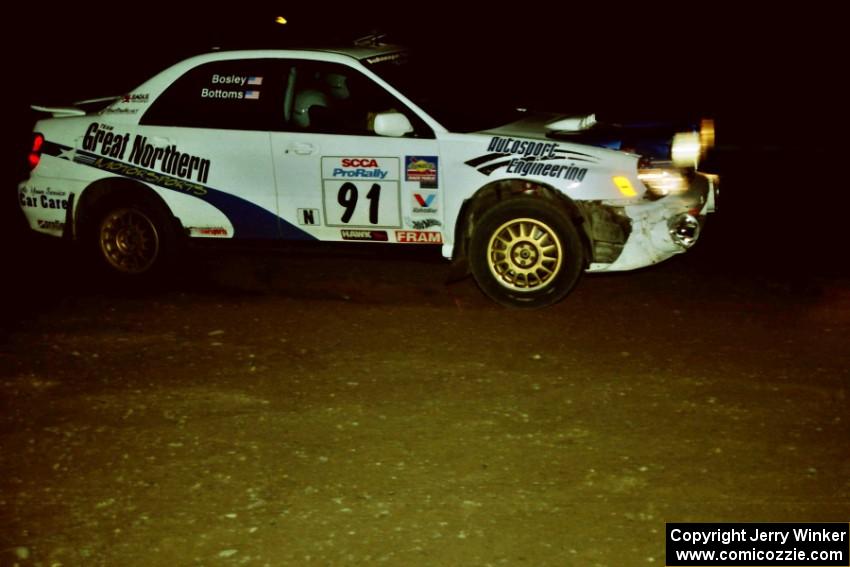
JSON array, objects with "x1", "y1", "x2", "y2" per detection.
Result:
[{"x1": 275, "y1": 16, "x2": 287, "y2": 24}]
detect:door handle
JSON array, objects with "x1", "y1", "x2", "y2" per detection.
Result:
[{"x1": 289, "y1": 142, "x2": 316, "y2": 155}]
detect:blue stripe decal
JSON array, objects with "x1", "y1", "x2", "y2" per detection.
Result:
[{"x1": 46, "y1": 143, "x2": 314, "y2": 241}]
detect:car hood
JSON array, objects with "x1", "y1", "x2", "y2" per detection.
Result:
[{"x1": 481, "y1": 112, "x2": 700, "y2": 162}]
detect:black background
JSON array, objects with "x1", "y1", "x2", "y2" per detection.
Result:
[{"x1": 5, "y1": 3, "x2": 848, "y2": 277}]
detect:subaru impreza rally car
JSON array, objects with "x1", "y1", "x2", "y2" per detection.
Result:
[{"x1": 20, "y1": 42, "x2": 717, "y2": 308}]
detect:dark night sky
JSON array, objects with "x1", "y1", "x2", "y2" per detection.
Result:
[{"x1": 9, "y1": 4, "x2": 845, "y2": 144}]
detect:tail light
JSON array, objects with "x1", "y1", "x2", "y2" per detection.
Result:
[{"x1": 28, "y1": 133, "x2": 44, "y2": 170}]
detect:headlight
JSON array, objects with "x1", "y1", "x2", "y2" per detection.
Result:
[
  {"x1": 671, "y1": 131, "x2": 701, "y2": 167},
  {"x1": 671, "y1": 118, "x2": 715, "y2": 168},
  {"x1": 638, "y1": 169, "x2": 688, "y2": 198}
]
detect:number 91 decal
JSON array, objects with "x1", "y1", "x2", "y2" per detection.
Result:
[
  {"x1": 322, "y1": 157, "x2": 401, "y2": 228},
  {"x1": 323, "y1": 180, "x2": 400, "y2": 227}
]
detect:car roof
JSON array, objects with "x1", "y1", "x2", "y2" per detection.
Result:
[{"x1": 207, "y1": 42, "x2": 406, "y2": 63}]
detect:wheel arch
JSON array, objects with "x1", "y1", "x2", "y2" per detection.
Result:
[
  {"x1": 74, "y1": 177, "x2": 184, "y2": 240},
  {"x1": 452, "y1": 179, "x2": 592, "y2": 269}
]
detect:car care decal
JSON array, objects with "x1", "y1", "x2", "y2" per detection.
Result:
[
  {"x1": 340, "y1": 229, "x2": 389, "y2": 241},
  {"x1": 395, "y1": 230, "x2": 442, "y2": 244},
  {"x1": 321, "y1": 157, "x2": 401, "y2": 228},
  {"x1": 40, "y1": 138, "x2": 314, "y2": 241},
  {"x1": 465, "y1": 136, "x2": 599, "y2": 178},
  {"x1": 19, "y1": 185, "x2": 69, "y2": 210},
  {"x1": 405, "y1": 156, "x2": 438, "y2": 188}
]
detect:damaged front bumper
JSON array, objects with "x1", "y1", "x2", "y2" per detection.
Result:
[{"x1": 587, "y1": 171, "x2": 719, "y2": 272}]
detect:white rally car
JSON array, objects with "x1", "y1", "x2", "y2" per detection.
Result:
[{"x1": 20, "y1": 41, "x2": 717, "y2": 307}]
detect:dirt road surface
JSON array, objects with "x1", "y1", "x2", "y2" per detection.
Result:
[{"x1": 2, "y1": 234, "x2": 849, "y2": 566}]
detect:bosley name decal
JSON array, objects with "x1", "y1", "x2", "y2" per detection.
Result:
[{"x1": 82, "y1": 122, "x2": 210, "y2": 184}]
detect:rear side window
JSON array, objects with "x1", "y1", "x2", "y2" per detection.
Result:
[{"x1": 142, "y1": 59, "x2": 287, "y2": 131}]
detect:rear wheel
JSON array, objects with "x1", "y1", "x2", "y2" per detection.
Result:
[
  {"x1": 88, "y1": 196, "x2": 177, "y2": 278},
  {"x1": 469, "y1": 198, "x2": 584, "y2": 308}
]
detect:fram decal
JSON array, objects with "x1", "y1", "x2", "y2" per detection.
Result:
[
  {"x1": 396, "y1": 230, "x2": 442, "y2": 244},
  {"x1": 341, "y1": 229, "x2": 388, "y2": 241},
  {"x1": 82, "y1": 122, "x2": 210, "y2": 184}
]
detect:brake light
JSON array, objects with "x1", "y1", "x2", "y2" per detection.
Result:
[{"x1": 28, "y1": 133, "x2": 44, "y2": 170}]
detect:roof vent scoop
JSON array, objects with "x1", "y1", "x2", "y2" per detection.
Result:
[{"x1": 545, "y1": 113, "x2": 597, "y2": 133}]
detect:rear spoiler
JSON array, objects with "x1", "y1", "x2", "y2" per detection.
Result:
[{"x1": 31, "y1": 95, "x2": 122, "y2": 118}]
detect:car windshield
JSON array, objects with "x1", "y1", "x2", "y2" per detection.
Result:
[{"x1": 364, "y1": 51, "x2": 525, "y2": 133}]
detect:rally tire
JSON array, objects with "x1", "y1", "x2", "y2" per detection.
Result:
[
  {"x1": 86, "y1": 195, "x2": 178, "y2": 279},
  {"x1": 469, "y1": 197, "x2": 584, "y2": 308}
]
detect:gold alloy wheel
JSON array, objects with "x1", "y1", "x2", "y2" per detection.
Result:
[
  {"x1": 486, "y1": 217, "x2": 563, "y2": 292},
  {"x1": 98, "y1": 208, "x2": 160, "y2": 274}
]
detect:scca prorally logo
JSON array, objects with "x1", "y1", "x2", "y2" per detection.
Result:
[{"x1": 332, "y1": 158, "x2": 388, "y2": 179}]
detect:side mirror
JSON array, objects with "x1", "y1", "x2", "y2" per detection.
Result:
[{"x1": 373, "y1": 112, "x2": 413, "y2": 137}]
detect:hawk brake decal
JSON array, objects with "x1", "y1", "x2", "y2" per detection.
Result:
[{"x1": 41, "y1": 139, "x2": 313, "y2": 241}]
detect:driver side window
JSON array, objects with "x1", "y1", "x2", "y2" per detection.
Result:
[{"x1": 284, "y1": 61, "x2": 432, "y2": 138}]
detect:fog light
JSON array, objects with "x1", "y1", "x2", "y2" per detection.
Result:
[{"x1": 669, "y1": 213, "x2": 700, "y2": 248}]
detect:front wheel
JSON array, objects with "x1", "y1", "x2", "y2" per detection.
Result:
[{"x1": 469, "y1": 197, "x2": 584, "y2": 308}]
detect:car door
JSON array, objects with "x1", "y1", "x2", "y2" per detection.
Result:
[
  {"x1": 140, "y1": 58, "x2": 308, "y2": 240},
  {"x1": 270, "y1": 59, "x2": 443, "y2": 245}
]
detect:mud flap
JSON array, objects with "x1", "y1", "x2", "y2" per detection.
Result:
[{"x1": 62, "y1": 193, "x2": 76, "y2": 241}]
